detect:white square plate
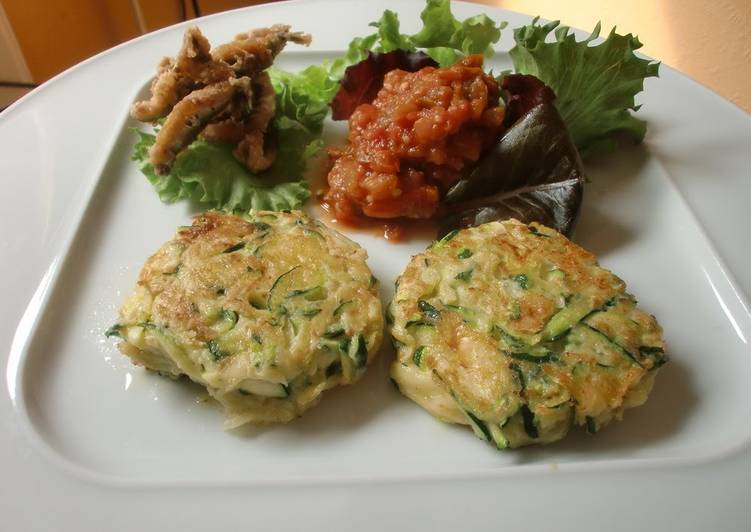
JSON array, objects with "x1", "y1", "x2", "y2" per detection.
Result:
[{"x1": 2, "y1": 1, "x2": 751, "y2": 529}]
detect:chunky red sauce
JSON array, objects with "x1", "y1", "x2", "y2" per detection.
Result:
[{"x1": 324, "y1": 55, "x2": 505, "y2": 223}]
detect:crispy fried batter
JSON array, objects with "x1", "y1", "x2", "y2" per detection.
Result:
[
  {"x1": 177, "y1": 26, "x2": 232, "y2": 85},
  {"x1": 233, "y1": 72, "x2": 278, "y2": 172},
  {"x1": 130, "y1": 57, "x2": 188, "y2": 122},
  {"x1": 200, "y1": 119, "x2": 246, "y2": 144},
  {"x1": 211, "y1": 24, "x2": 311, "y2": 75},
  {"x1": 149, "y1": 78, "x2": 251, "y2": 175},
  {"x1": 175, "y1": 26, "x2": 234, "y2": 85},
  {"x1": 202, "y1": 72, "x2": 278, "y2": 172},
  {"x1": 131, "y1": 24, "x2": 310, "y2": 174},
  {"x1": 131, "y1": 27, "x2": 233, "y2": 122}
]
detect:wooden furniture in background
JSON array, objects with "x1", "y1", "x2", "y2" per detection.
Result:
[
  {"x1": 0, "y1": 0, "x2": 281, "y2": 83},
  {"x1": 1, "y1": 0, "x2": 749, "y2": 113},
  {"x1": 480, "y1": 0, "x2": 751, "y2": 114}
]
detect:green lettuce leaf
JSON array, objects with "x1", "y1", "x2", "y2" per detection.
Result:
[
  {"x1": 411, "y1": 1, "x2": 505, "y2": 64},
  {"x1": 338, "y1": 0, "x2": 504, "y2": 68},
  {"x1": 131, "y1": 63, "x2": 345, "y2": 212},
  {"x1": 132, "y1": 130, "x2": 310, "y2": 211},
  {"x1": 372, "y1": 10, "x2": 415, "y2": 52},
  {"x1": 509, "y1": 18, "x2": 659, "y2": 157},
  {"x1": 288, "y1": 0, "x2": 505, "y2": 124},
  {"x1": 410, "y1": 0, "x2": 459, "y2": 47},
  {"x1": 268, "y1": 65, "x2": 338, "y2": 131},
  {"x1": 458, "y1": 14, "x2": 506, "y2": 54},
  {"x1": 328, "y1": 34, "x2": 379, "y2": 80},
  {"x1": 422, "y1": 47, "x2": 462, "y2": 68}
]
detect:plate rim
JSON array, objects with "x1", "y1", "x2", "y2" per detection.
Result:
[{"x1": 2, "y1": 0, "x2": 751, "y2": 529}]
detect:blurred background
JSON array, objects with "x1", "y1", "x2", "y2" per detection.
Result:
[{"x1": 1, "y1": 0, "x2": 749, "y2": 112}]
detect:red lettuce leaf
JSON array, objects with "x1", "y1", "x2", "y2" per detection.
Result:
[
  {"x1": 331, "y1": 50, "x2": 438, "y2": 120},
  {"x1": 502, "y1": 73, "x2": 556, "y2": 125},
  {"x1": 439, "y1": 74, "x2": 584, "y2": 237}
]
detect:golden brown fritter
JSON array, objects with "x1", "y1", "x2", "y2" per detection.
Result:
[
  {"x1": 113, "y1": 211, "x2": 384, "y2": 427},
  {"x1": 389, "y1": 219, "x2": 667, "y2": 448}
]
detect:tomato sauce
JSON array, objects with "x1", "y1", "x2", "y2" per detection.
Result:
[{"x1": 324, "y1": 55, "x2": 505, "y2": 223}]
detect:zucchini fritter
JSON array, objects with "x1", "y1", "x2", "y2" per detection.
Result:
[
  {"x1": 389, "y1": 219, "x2": 667, "y2": 448},
  {"x1": 112, "y1": 211, "x2": 383, "y2": 427}
]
